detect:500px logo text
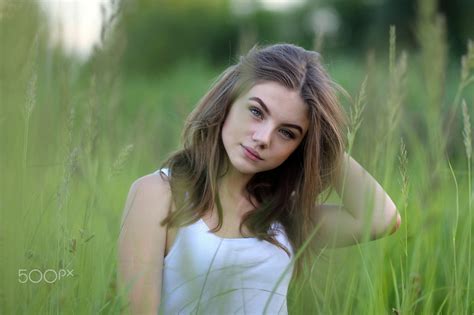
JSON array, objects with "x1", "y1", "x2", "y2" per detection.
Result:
[{"x1": 18, "y1": 269, "x2": 74, "y2": 283}]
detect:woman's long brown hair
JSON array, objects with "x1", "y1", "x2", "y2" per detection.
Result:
[{"x1": 160, "y1": 43, "x2": 347, "y2": 280}]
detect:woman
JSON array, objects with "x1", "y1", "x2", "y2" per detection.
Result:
[{"x1": 118, "y1": 43, "x2": 401, "y2": 314}]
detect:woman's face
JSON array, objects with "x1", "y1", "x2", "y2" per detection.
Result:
[{"x1": 221, "y1": 81, "x2": 309, "y2": 175}]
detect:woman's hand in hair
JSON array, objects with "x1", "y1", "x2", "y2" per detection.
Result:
[{"x1": 312, "y1": 153, "x2": 401, "y2": 248}]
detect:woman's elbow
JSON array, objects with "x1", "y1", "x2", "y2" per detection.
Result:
[
  {"x1": 372, "y1": 207, "x2": 401, "y2": 240},
  {"x1": 385, "y1": 205, "x2": 401, "y2": 236},
  {"x1": 390, "y1": 212, "x2": 401, "y2": 235},
  {"x1": 385, "y1": 199, "x2": 401, "y2": 235}
]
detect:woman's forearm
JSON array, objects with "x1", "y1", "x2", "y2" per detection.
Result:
[{"x1": 334, "y1": 153, "x2": 401, "y2": 236}]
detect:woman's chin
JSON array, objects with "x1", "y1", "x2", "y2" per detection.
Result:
[{"x1": 229, "y1": 160, "x2": 260, "y2": 175}]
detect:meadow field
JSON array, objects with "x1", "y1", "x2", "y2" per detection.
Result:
[{"x1": 1, "y1": 1, "x2": 473, "y2": 314}]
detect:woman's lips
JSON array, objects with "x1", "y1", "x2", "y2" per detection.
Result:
[{"x1": 242, "y1": 145, "x2": 263, "y2": 161}]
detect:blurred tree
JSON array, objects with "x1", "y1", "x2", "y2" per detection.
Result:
[
  {"x1": 119, "y1": 0, "x2": 239, "y2": 76},
  {"x1": 438, "y1": 0, "x2": 474, "y2": 55},
  {"x1": 311, "y1": 0, "x2": 473, "y2": 56},
  {"x1": 113, "y1": 0, "x2": 472, "y2": 76}
]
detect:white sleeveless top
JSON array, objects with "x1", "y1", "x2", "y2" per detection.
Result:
[{"x1": 155, "y1": 169, "x2": 294, "y2": 314}]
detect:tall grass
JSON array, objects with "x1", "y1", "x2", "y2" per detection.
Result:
[
  {"x1": 461, "y1": 99, "x2": 472, "y2": 313},
  {"x1": 1, "y1": 0, "x2": 473, "y2": 314}
]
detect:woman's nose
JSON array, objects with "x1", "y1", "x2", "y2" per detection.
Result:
[{"x1": 252, "y1": 125, "x2": 272, "y2": 148}]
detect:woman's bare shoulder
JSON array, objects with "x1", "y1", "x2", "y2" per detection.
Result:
[
  {"x1": 120, "y1": 170, "x2": 172, "y2": 227},
  {"x1": 132, "y1": 170, "x2": 171, "y2": 194},
  {"x1": 118, "y1": 170, "x2": 171, "y2": 314}
]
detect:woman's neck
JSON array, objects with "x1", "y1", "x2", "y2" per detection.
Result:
[{"x1": 216, "y1": 166, "x2": 255, "y2": 218}]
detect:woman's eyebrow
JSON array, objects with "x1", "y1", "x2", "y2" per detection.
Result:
[
  {"x1": 249, "y1": 96, "x2": 271, "y2": 115},
  {"x1": 248, "y1": 96, "x2": 303, "y2": 135}
]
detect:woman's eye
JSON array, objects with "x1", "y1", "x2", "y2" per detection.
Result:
[
  {"x1": 249, "y1": 107, "x2": 263, "y2": 119},
  {"x1": 280, "y1": 129, "x2": 295, "y2": 139}
]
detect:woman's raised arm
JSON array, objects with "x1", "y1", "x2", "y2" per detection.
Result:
[
  {"x1": 117, "y1": 173, "x2": 171, "y2": 314},
  {"x1": 313, "y1": 153, "x2": 401, "y2": 247}
]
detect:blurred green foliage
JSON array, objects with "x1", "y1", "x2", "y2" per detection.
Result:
[
  {"x1": 119, "y1": 0, "x2": 239, "y2": 76},
  {"x1": 116, "y1": 0, "x2": 473, "y2": 75},
  {"x1": 1, "y1": 0, "x2": 473, "y2": 314}
]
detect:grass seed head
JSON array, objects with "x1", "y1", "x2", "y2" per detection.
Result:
[
  {"x1": 110, "y1": 144, "x2": 134, "y2": 179},
  {"x1": 462, "y1": 99, "x2": 472, "y2": 160}
]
